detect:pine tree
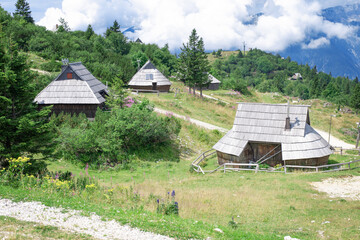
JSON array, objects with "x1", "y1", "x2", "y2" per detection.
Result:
[
  {"x1": 110, "y1": 20, "x2": 120, "y2": 32},
  {"x1": 350, "y1": 83, "x2": 360, "y2": 110},
  {"x1": 0, "y1": 29, "x2": 54, "y2": 161},
  {"x1": 178, "y1": 29, "x2": 210, "y2": 97},
  {"x1": 85, "y1": 24, "x2": 94, "y2": 39},
  {"x1": 14, "y1": 0, "x2": 34, "y2": 24}
]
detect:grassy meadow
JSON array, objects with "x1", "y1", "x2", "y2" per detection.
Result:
[
  {"x1": 1, "y1": 80, "x2": 360, "y2": 239},
  {"x1": 139, "y1": 80, "x2": 360, "y2": 145}
]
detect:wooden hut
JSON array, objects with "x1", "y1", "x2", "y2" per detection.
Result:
[
  {"x1": 205, "y1": 74, "x2": 221, "y2": 90},
  {"x1": 128, "y1": 60, "x2": 172, "y2": 92},
  {"x1": 213, "y1": 103, "x2": 333, "y2": 167},
  {"x1": 34, "y1": 62, "x2": 108, "y2": 118}
]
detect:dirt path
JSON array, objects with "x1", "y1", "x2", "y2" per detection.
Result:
[
  {"x1": 313, "y1": 128, "x2": 355, "y2": 149},
  {"x1": 0, "y1": 198, "x2": 172, "y2": 240},
  {"x1": 154, "y1": 107, "x2": 228, "y2": 133},
  {"x1": 30, "y1": 68, "x2": 52, "y2": 75}
]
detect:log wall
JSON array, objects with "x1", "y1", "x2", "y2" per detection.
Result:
[
  {"x1": 38, "y1": 104, "x2": 100, "y2": 118},
  {"x1": 129, "y1": 85, "x2": 170, "y2": 92}
]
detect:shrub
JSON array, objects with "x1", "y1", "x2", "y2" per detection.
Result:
[{"x1": 54, "y1": 101, "x2": 181, "y2": 166}]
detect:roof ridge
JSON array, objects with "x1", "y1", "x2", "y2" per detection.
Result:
[{"x1": 236, "y1": 102, "x2": 311, "y2": 107}]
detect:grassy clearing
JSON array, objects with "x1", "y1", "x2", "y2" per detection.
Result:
[
  {"x1": 0, "y1": 216, "x2": 93, "y2": 240},
  {"x1": 207, "y1": 50, "x2": 247, "y2": 63},
  {"x1": 44, "y1": 153, "x2": 360, "y2": 240},
  {"x1": 2, "y1": 120, "x2": 360, "y2": 239},
  {"x1": 139, "y1": 81, "x2": 359, "y2": 145}
]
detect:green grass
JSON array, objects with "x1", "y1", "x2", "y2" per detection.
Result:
[
  {"x1": 2, "y1": 121, "x2": 360, "y2": 239},
  {"x1": 0, "y1": 216, "x2": 94, "y2": 239},
  {"x1": 140, "y1": 81, "x2": 359, "y2": 145},
  {"x1": 40, "y1": 122, "x2": 360, "y2": 240}
]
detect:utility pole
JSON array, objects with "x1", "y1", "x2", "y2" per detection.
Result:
[
  {"x1": 356, "y1": 122, "x2": 360, "y2": 149},
  {"x1": 328, "y1": 115, "x2": 336, "y2": 144},
  {"x1": 137, "y1": 59, "x2": 141, "y2": 71},
  {"x1": 243, "y1": 41, "x2": 246, "y2": 57}
]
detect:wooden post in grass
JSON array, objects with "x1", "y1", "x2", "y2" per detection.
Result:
[{"x1": 356, "y1": 122, "x2": 360, "y2": 154}]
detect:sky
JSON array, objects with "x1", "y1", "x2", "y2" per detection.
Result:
[{"x1": 2, "y1": 0, "x2": 360, "y2": 52}]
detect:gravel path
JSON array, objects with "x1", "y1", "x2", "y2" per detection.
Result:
[
  {"x1": 311, "y1": 176, "x2": 360, "y2": 200},
  {"x1": 312, "y1": 128, "x2": 355, "y2": 149},
  {"x1": 0, "y1": 199, "x2": 173, "y2": 240},
  {"x1": 154, "y1": 107, "x2": 228, "y2": 133}
]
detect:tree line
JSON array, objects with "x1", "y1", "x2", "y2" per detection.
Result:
[{"x1": 211, "y1": 48, "x2": 360, "y2": 110}]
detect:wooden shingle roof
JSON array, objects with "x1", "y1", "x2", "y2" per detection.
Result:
[
  {"x1": 213, "y1": 102, "x2": 333, "y2": 161},
  {"x1": 209, "y1": 74, "x2": 221, "y2": 84},
  {"x1": 128, "y1": 60, "x2": 172, "y2": 87},
  {"x1": 34, "y1": 62, "x2": 107, "y2": 105}
]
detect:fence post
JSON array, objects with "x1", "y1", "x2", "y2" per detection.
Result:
[
  {"x1": 348, "y1": 162, "x2": 351, "y2": 170},
  {"x1": 341, "y1": 147, "x2": 343, "y2": 156},
  {"x1": 223, "y1": 164, "x2": 226, "y2": 173},
  {"x1": 316, "y1": 167, "x2": 319, "y2": 173},
  {"x1": 284, "y1": 166, "x2": 287, "y2": 174},
  {"x1": 255, "y1": 164, "x2": 259, "y2": 173}
]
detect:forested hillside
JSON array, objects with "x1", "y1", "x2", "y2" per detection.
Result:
[
  {"x1": 211, "y1": 49, "x2": 360, "y2": 111},
  {"x1": 0, "y1": 6, "x2": 176, "y2": 88}
]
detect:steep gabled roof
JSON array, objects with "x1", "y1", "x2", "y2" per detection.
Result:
[
  {"x1": 209, "y1": 74, "x2": 221, "y2": 84},
  {"x1": 34, "y1": 62, "x2": 107, "y2": 105},
  {"x1": 213, "y1": 102, "x2": 332, "y2": 161},
  {"x1": 128, "y1": 60, "x2": 172, "y2": 86}
]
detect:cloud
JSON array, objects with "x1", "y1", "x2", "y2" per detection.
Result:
[
  {"x1": 36, "y1": 0, "x2": 357, "y2": 52},
  {"x1": 302, "y1": 37, "x2": 330, "y2": 49}
]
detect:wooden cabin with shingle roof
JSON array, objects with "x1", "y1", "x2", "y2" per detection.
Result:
[
  {"x1": 128, "y1": 60, "x2": 172, "y2": 92},
  {"x1": 34, "y1": 62, "x2": 108, "y2": 118},
  {"x1": 213, "y1": 102, "x2": 333, "y2": 167}
]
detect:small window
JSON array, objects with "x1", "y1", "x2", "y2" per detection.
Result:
[
  {"x1": 67, "y1": 73, "x2": 73, "y2": 79},
  {"x1": 146, "y1": 74, "x2": 153, "y2": 80}
]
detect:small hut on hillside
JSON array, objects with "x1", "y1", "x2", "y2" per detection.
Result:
[
  {"x1": 204, "y1": 74, "x2": 221, "y2": 90},
  {"x1": 213, "y1": 103, "x2": 333, "y2": 166},
  {"x1": 128, "y1": 60, "x2": 172, "y2": 92},
  {"x1": 34, "y1": 62, "x2": 108, "y2": 118}
]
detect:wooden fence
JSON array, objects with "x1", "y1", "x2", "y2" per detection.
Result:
[
  {"x1": 192, "y1": 149, "x2": 360, "y2": 175},
  {"x1": 332, "y1": 146, "x2": 360, "y2": 155}
]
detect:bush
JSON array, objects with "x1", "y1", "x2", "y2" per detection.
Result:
[{"x1": 54, "y1": 101, "x2": 181, "y2": 166}]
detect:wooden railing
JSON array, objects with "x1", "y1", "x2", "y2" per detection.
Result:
[
  {"x1": 332, "y1": 146, "x2": 360, "y2": 156},
  {"x1": 192, "y1": 149, "x2": 360, "y2": 175},
  {"x1": 284, "y1": 159, "x2": 360, "y2": 174}
]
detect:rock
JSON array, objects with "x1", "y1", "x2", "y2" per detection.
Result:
[
  {"x1": 213, "y1": 228, "x2": 223, "y2": 234},
  {"x1": 284, "y1": 236, "x2": 300, "y2": 240}
]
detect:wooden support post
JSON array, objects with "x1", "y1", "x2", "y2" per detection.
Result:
[
  {"x1": 284, "y1": 166, "x2": 287, "y2": 174},
  {"x1": 348, "y1": 162, "x2": 351, "y2": 170},
  {"x1": 341, "y1": 147, "x2": 343, "y2": 156},
  {"x1": 255, "y1": 165, "x2": 259, "y2": 173},
  {"x1": 224, "y1": 165, "x2": 226, "y2": 173}
]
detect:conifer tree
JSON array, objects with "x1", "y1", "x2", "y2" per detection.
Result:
[
  {"x1": 178, "y1": 29, "x2": 210, "y2": 97},
  {"x1": 85, "y1": 24, "x2": 95, "y2": 39},
  {"x1": 14, "y1": 0, "x2": 34, "y2": 24},
  {"x1": 0, "y1": 28, "x2": 54, "y2": 161}
]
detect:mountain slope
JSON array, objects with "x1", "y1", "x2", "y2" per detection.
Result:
[{"x1": 279, "y1": 4, "x2": 360, "y2": 79}]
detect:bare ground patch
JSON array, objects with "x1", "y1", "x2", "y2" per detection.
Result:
[{"x1": 311, "y1": 176, "x2": 360, "y2": 200}]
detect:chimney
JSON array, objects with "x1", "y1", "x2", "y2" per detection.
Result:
[
  {"x1": 61, "y1": 58, "x2": 69, "y2": 72},
  {"x1": 285, "y1": 101, "x2": 291, "y2": 130}
]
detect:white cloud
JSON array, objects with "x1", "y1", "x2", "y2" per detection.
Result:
[
  {"x1": 36, "y1": 0, "x2": 357, "y2": 52},
  {"x1": 302, "y1": 37, "x2": 330, "y2": 49}
]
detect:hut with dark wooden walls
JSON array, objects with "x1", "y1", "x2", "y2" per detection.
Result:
[
  {"x1": 205, "y1": 74, "x2": 221, "y2": 90},
  {"x1": 34, "y1": 62, "x2": 108, "y2": 118},
  {"x1": 213, "y1": 102, "x2": 333, "y2": 167},
  {"x1": 128, "y1": 60, "x2": 172, "y2": 92}
]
